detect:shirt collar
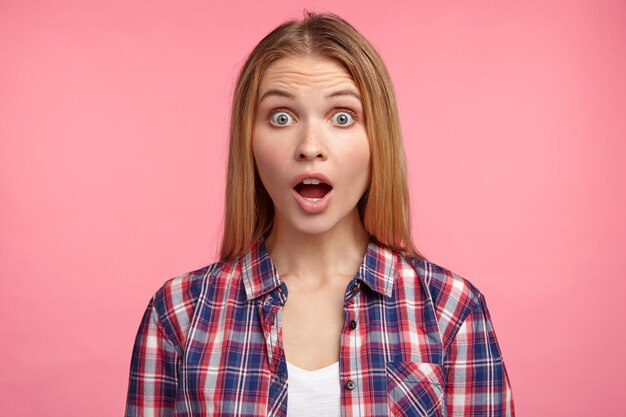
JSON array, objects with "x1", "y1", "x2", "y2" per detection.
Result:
[
  {"x1": 240, "y1": 238, "x2": 281, "y2": 301},
  {"x1": 241, "y1": 236, "x2": 397, "y2": 301},
  {"x1": 359, "y1": 238, "x2": 396, "y2": 297}
]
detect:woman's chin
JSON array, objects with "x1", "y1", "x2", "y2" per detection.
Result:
[{"x1": 278, "y1": 206, "x2": 363, "y2": 239}]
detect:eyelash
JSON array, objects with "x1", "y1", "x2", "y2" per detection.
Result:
[{"x1": 267, "y1": 108, "x2": 359, "y2": 127}]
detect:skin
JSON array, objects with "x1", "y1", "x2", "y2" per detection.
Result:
[{"x1": 252, "y1": 55, "x2": 371, "y2": 370}]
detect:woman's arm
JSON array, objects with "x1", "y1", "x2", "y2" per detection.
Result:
[
  {"x1": 443, "y1": 292, "x2": 515, "y2": 416},
  {"x1": 125, "y1": 297, "x2": 180, "y2": 417}
]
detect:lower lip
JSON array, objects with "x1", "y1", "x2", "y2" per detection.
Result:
[{"x1": 291, "y1": 188, "x2": 333, "y2": 214}]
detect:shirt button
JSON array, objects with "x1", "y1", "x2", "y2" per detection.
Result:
[
  {"x1": 350, "y1": 285, "x2": 359, "y2": 294},
  {"x1": 345, "y1": 380, "x2": 356, "y2": 391},
  {"x1": 349, "y1": 320, "x2": 357, "y2": 330}
]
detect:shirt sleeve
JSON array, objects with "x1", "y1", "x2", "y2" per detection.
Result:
[
  {"x1": 443, "y1": 293, "x2": 515, "y2": 416},
  {"x1": 125, "y1": 296, "x2": 180, "y2": 417}
]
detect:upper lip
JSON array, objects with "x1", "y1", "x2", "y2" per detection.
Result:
[{"x1": 291, "y1": 172, "x2": 333, "y2": 188}]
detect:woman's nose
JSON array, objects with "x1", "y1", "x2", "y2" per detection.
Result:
[{"x1": 294, "y1": 121, "x2": 327, "y2": 161}]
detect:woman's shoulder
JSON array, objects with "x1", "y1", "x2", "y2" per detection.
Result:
[
  {"x1": 371, "y1": 241, "x2": 484, "y2": 314},
  {"x1": 146, "y1": 260, "x2": 236, "y2": 348},
  {"x1": 154, "y1": 260, "x2": 228, "y2": 299},
  {"x1": 401, "y1": 254, "x2": 484, "y2": 310},
  {"x1": 398, "y1": 252, "x2": 487, "y2": 346},
  {"x1": 151, "y1": 258, "x2": 242, "y2": 308}
]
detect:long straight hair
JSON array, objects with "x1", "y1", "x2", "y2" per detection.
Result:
[{"x1": 220, "y1": 11, "x2": 425, "y2": 262}]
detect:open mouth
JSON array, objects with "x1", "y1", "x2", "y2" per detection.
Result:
[{"x1": 293, "y1": 178, "x2": 333, "y2": 202}]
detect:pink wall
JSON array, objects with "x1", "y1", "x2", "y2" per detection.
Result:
[{"x1": 1, "y1": 1, "x2": 624, "y2": 415}]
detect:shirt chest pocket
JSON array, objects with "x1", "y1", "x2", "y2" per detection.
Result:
[{"x1": 386, "y1": 361, "x2": 446, "y2": 417}]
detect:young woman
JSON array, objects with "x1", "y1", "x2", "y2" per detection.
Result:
[{"x1": 125, "y1": 11, "x2": 515, "y2": 417}]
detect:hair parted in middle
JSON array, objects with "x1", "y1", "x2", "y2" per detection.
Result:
[{"x1": 220, "y1": 10, "x2": 425, "y2": 262}]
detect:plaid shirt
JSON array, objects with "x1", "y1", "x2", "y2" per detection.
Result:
[{"x1": 125, "y1": 237, "x2": 515, "y2": 416}]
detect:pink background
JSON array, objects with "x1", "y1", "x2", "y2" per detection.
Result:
[{"x1": 1, "y1": 1, "x2": 625, "y2": 416}]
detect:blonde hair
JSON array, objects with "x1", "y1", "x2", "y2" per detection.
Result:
[{"x1": 220, "y1": 11, "x2": 425, "y2": 261}]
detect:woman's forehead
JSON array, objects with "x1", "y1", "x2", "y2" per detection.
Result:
[{"x1": 258, "y1": 55, "x2": 358, "y2": 96}]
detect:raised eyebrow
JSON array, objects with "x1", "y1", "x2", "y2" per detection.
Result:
[
  {"x1": 327, "y1": 89, "x2": 362, "y2": 100},
  {"x1": 258, "y1": 89, "x2": 295, "y2": 103}
]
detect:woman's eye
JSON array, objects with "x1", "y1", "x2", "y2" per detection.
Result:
[
  {"x1": 331, "y1": 110, "x2": 356, "y2": 126},
  {"x1": 268, "y1": 109, "x2": 356, "y2": 127},
  {"x1": 269, "y1": 111, "x2": 294, "y2": 126}
]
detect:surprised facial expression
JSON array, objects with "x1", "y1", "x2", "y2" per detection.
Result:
[{"x1": 252, "y1": 55, "x2": 371, "y2": 237}]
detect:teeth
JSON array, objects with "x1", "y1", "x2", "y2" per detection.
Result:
[
  {"x1": 304, "y1": 197, "x2": 322, "y2": 202},
  {"x1": 302, "y1": 178, "x2": 322, "y2": 185}
]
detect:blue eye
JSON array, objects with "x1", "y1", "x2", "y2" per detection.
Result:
[
  {"x1": 269, "y1": 111, "x2": 294, "y2": 126},
  {"x1": 332, "y1": 110, "x2": 355, "y2": 126}
]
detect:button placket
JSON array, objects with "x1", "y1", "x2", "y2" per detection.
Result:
[
  {"x1": 257, "y1": 294, "x2": 285, "y2": 377},
  {"x1": 341, "y1": 279, "x2": 361, "y2": 400}
]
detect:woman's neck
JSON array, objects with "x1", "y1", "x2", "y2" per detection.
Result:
[{"x1": 265, "y1": 210, "x2": 369, "y2": 287}]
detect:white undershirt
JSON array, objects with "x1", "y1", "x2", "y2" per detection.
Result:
[{"x1": 286, "y1": 361, "x2": 341, "y2": 417}]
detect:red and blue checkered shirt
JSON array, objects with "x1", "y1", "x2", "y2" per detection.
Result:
[{"x1": 125, "y1": 237, "x2": 515, "y2": 416}]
